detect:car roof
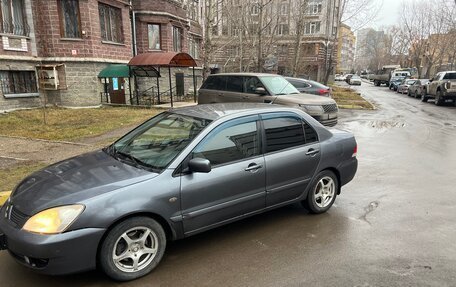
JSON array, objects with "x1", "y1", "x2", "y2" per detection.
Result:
[
  {"x1": 285, "y1": 77, "x2": 329, "y2": 88},
  {"x1": 207, "y1": 73, "x2": 283, "y2": 77},
  {"x1": 170, "y1": 103, "x2": 290, "y2": 121}
]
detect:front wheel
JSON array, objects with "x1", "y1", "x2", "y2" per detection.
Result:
[
  {"x1": 421, "y1": 94, "x2": 428, "y2": 102},
  {"x1": 302, "y1": 170, "x2": 338, "y2": 214},
  {"x1": 99, "y1": 217, "x2": 167, "y2": 281}
]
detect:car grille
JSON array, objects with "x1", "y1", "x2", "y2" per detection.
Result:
[
  {"x1": 7, "y1": 205, "x2": 29, "y2": 228},
  {"x1": 322, "y1": 104, "x2": 338, "y2": 113}
]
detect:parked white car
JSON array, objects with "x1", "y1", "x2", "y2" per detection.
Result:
[{"x1": 349, "y1": 75, "x2": 362, "y2": 85}]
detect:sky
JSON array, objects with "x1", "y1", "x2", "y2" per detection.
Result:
[{"x1": 371, "y1": 0, "x2": 404, "y2": 28}]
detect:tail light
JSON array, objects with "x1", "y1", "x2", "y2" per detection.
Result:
[
  {"x1": 318, "y1": 89, "x2": 330, "y2": 96},
  {"x1": 352, "y1": 144, "x2": 357, "y2": 157}
]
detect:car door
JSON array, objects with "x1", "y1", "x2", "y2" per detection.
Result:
[
  {"x1": 242, "y1": 76, "x2": 277, "y2": 103},
  {"x1": 180, "y1": 115, "x2": 266, "y2": 235},
  {"x1": 221, "y1": 76, "x2": 245, "y2": 102},
  {"x1": 260, "y1": 112, "x2": 321, "y2": 207}
]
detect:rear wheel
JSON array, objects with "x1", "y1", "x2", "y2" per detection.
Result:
[
  {"x1": 421, "y1": 93, "x2": 428, "y2": 102},
  {"x1": 302, "y1": 170, "x2": 338, "y2": 214},
  {"x1": 99, "y1": 217, "x2": 166, "y2": 281}
]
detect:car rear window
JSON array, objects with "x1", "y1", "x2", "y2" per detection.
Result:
[{"x1": 443, "y1": 73, "x2": 456, "y2": 80}]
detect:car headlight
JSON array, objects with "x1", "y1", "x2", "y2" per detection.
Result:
[
  {"x1": 299, "y1": 104, "x2": 324, "y2": 113},
  {"x1": 23, "y1": 205, "x2": 85, "y2": 234}
]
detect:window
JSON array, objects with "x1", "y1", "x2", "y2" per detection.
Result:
[
  {"x1": 289, "y1": 80, "x2": 310, "y2": 89},
  {"x1": 251, "y1": 3, "x2": 260, "y2": 15},
  {"x1": 226, "y1": 76, "x2": 243, "y2": 92},
  {"x1": 308, "y1": 1, "x2": 322, "y2": 14},
  {"x1": 188, "y1": 0, "x2": 198, "y2": 21},
  {"x1": 0, "y1": 71, "x2": 37, "y2": 95},
  {"x1": 200, "y1": 76, "x2": 226, "y2": 90},
  {"x1": 58, "y1": 0, "x2": 81, "y2": 38},
  {"x1": 189, "y1": 37, "x2": 200, "y2": 59},
  {"x1": 304, "y1": 122, "x2": 318, "y2": 143},
  {"x1": 148, "y1": 24, "x2": 161, "y2": 50},
  {"x1": 443, "y1": 73, "x2": 456, "y2": 80},
  {"x1": 276, "y1": 24, "x2": 289, "y2": 35},
  {"x1": 263, "y1": 116, "x2": 306, "y2": 153},
  {"x1": 280, "y1": 3, "x2": 288, "y2": 15},
  {"x1": 304, "y1": 22, "x2": 320, "y2": 34},
  {"x1": 99, "y1": 3, "x2": 123, "y2": 43},
  {"x1": 244, "y1": 76, "x2": 263, "y2": 94},
  {"x1": 0, "y1": 0, "x2": 28, "y2": 36},
  {"x1": 173, "y1": 26, "x2": 182, "y2": 52},
  {"x1": 193, "y1": 117, "x2": 260, "y2": 166}
]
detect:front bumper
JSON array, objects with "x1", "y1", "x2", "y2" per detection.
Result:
[{"x1": 0, "y1": 211, "x2": 106, "y2": 275}]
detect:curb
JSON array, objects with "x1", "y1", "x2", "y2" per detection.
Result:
[{"x1": 0, "y1": 191, "x2": 11, "y2": 205}]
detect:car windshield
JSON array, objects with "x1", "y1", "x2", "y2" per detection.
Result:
[
  {"x1": 108, "y1": 112, "x2": 211, "y2": 172},
  {"x1": 352, "y1": 76, "x2": 360, "y2": 79},
  {"x1": 259, "y1": 76, "x2": 300, "y2": 95},
  {"x1": 406, "y1": 80, "x2": 416, "y2": 85}
]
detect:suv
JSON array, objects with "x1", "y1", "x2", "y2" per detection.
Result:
[
  {"x1": 198, "y1": 73, "x2": 338, "y2": 126},
  {"x1": 423, "y1": 71, "x2": 456, "y2": 105}
]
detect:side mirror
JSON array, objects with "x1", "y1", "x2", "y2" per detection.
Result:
[
  {"x1": 255, "y1": 87, "x2": 267, "y2": 95},
  {"x1": 429, "y1": 79, "x2": 433, "y2": 82},
  {"x1": 188, "y1": 158, "x2": 211, "y2": 173}
]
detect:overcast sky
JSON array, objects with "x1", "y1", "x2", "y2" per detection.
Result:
[{"x1": 371, "y1": 0, "x2": 404, "y2": 28}]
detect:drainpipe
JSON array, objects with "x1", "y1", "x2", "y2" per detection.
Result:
[{"x1": 130, "y1": 1, "x2": 137, "y2": 57}]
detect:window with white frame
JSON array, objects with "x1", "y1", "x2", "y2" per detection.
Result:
[
  {"x1": 0, "y1": 0, "x2": 28, "y2": 36},
  {"x1": 251, "y1": 3, "x2": 260, "y2": 15},
  {"x1": 280, "y1": 3, "x2": 288, "y2": 15},
  {"x1": 188, "y1": 0, "x2": 199, "y2": 21},
  {"x1": 304, "y1": 22, "x2": 320, "y2": 34},
  {"x1": 148, "y1": 24, "x2": 161, "y2": 50},
  {"x1": 307, "y1": 1, "x2": 322, "y2": 14},
  {"x1": 276, "y1": 24, "x2": 289, "y2": 35}
]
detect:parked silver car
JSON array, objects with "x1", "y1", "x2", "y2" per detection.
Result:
[
  {"x1": 198, "y1": 73, "x2": 338, "y2": 126},
  {"x1": 0, "y1": 103, "x2": 358, "y2": 281}
]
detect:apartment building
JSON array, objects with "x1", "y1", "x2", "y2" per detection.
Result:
[
  {"x1": 336, "y1": 23, "x2": 355, "y2": 74},
  {"x1": 0, "y1": 0, "x2": 132, "y2": 111},
  {"x1": 209, "y1": 0, "x2": 341, "y2": 82}
]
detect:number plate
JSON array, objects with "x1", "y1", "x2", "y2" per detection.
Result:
[{"x1": 0, "y1": 233, "x2": 7, "y2": 250}]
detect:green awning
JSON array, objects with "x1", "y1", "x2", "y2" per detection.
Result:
[{"x1": 98, "y1": 64, "x2": 130, "y2": 78}]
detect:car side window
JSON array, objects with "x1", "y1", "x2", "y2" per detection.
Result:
[
  {"x1": 262, "y1": 115, "x2": 306, "y2": 153},
  {"x1": 192, "y1": 116, "x2": 260, "y2": 166},
  {"x1": 290, "y1": 80, "x2": 310, "y2": 89},
  {"x1": 201, "y1": 76, "x2": 226, "y2": 90},
  {"x1": 304, "y1": 121, "x2": 318, "y2": 143},
  {"x1": 244, "y1": 76, "x2": 264, "y2": 94},
  {"x1": 226, "y1": 76, "x2": 243, "y2": 92}
]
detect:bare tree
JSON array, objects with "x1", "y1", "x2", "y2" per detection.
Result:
[
  {"x1": 340, "y1": 0, "x2": 384, "y2": 32},
  {"x1": 289, "y1": 0, "x2": 308, "y2": 77}
]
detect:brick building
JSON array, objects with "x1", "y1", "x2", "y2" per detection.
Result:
[
  {"x1": 209, "y1": 0, "x2": 341, "y2": 82},
  {"x1": 0, "y1": 0, "x2": 132, "y2": 111},
  {"x1": 131, "y1": 0, "x2": 203, "y2": 104},
  {"x1": 336, "y1": 23, "x2": 355, "y2": 74}
]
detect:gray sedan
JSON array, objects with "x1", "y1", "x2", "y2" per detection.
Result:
[{"x1": 0, "y1": 103, "x2": 358, "y2": 281}]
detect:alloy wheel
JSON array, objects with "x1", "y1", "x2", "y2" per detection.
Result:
[{"x1": 313, "y1": 176, "x2": 335, "y2": 208}]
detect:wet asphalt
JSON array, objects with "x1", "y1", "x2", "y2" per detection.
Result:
[{"x1": 1, "y1": 82, "x2": 455, "y2": 287}]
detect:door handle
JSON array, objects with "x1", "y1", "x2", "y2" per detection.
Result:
[
  {"x1": 306, "y1": 149, "x2": 320, "y2": 156},
  {"x1": 245, "y1": 164, "x2": 262, "y2": 172}
]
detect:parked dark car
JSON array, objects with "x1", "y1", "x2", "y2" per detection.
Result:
[
  {"x1": 408, "y1": 79, "x2": 430, "y2": 98},
  {"x1": 198, "y1": 73, "x2": 338, "y2": 126},
  {"x1": 0, "y1": 104, "x2": 358, "y2": 281},
  {"x1": 389, "y1": 76, "x2": 406, "y2": 91},
  {"x1": 285, "y1": 77, "x2": 331, "y2": 97}
]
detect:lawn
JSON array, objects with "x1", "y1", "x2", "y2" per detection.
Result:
[
  {"x1": 0, "y1": 107, "x2": 159, "y2": 141},
  {"x1": 331, "y1": 86, "x2": 375, "y2": 109}
]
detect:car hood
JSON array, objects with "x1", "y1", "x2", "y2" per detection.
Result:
[
  {"x1": 10, "y1": 150, "x2": 157, "y2": 215},
  {"x1": 273, "y1": 93, "x2": 336, "y2": 105}
]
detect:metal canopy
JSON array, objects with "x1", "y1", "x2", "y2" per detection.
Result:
[
  {"x1": 98, "y1": 64, "x2": 130, "y2": 78},
  {"x1": 130, "y1": 66, "x2": 161, "y2": 77},
  {"x1": 128, "y1": 52, "x2": 197, "y2": 67}
]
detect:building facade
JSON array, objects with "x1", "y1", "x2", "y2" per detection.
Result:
[
  {"x1": 336, "y1": 23, "x2": 355, "y2": 74},
  {"x1": 0, "y1": 0, "x2": 132, "y2": 111},
  {"x1": 209, "y1": 0, "x2": 341, "y2": 82},
  {"x1": 0, "y1": 0, "x2": 204, "y2": 111}
]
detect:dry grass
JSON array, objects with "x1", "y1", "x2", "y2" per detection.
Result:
[
  {"x1": 0, "y1": 162, "x2": 47, "y2": 192},
  {"x1": 0, "y1": 107, "x2": 159, "y2": 141},
  {"x1": 331, "y1": 86, "x2": 374, "y2": 109}
]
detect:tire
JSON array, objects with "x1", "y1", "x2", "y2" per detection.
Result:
[
  {"x1": 99, "y1": 217, "x2": 167, "y2": 281},
  {"x1": 302, "y1": 170, "x2": 338, "y2": 214},
  {"x1": 421, "y1": 93, "x2": 428, "y2": 102},
  {"x1": 435, "y1": 90, "x2": 444, "y2": 106}
]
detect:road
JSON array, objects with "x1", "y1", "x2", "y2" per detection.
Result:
[{"x1": 1, "y1": 82, "x2": 455, "y2": 287}]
